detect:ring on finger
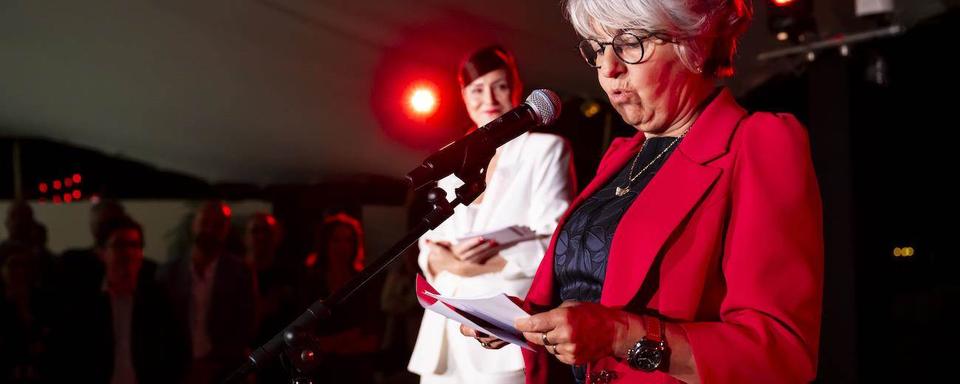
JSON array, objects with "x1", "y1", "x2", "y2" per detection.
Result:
[
  {"x1": 549, "y1": 344, "x2": 559, "y2": 355},
  {"x1": 541, "y1": 332, "x2": 553, "y2": 346}
]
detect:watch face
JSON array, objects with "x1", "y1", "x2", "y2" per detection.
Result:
[{"x1": 631, "y1": 340, "x2": 665, "y2": 372}]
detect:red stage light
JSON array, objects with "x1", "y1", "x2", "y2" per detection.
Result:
[
  {"x1": 53, "y1": 195, "x2": 62, "y2": 204},
  {"x1": 53, "y1": 180, "x2": 62, "y2": 190},
  {"x1": 39, "y1": 183, "x2": 48, "y2": 193},
  {"x1": 221, "y1": 204, "x2": 232, "y2": 218},
  {"x1": 406, "y1": 83, "x2": 439, "y2": 117},
  {"x1": 73, "y1": 190, "x2": 82, "y2": 199},
  {"x1": 64, "y1": 179, "x2": 73, "y2": 188},
  {"x1": 64, "y1": 194, "x2": 73, "y2": 203},
  {"x1": 304, "y1": 252, "x2": 318, "y2": 268},
  {"x1": 73, "y1": 173, "x2": 82, "y2": 183}
]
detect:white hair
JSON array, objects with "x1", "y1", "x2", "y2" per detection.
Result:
[{"x1": 565, "y1": 0, "x2": 752, "y2": 77}]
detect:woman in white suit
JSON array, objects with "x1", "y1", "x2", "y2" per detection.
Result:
[{"x1": 407, "y1": 45, "x2": 576, "y2": 384}]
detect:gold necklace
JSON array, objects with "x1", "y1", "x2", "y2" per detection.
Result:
[{"x1": 614, "y1": 129, "x2": 688, "y2": 197}]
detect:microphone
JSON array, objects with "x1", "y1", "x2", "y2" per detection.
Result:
[{"x1": 406, "y1": 89, "x2": 562, "y2": 190}]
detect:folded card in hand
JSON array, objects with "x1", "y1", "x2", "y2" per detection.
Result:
[
  {"x1": 415, "y1": 274, "x2": 532, "y2": 350},
  {"x1": 456, "y1": 225, "x2": 537, "y2": 245}
]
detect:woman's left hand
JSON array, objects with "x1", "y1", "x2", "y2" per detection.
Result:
[{"x1": 515, "y1": 301, "x2": 640, "y2": 365}]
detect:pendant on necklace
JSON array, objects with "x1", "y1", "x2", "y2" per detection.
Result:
[{"x1": 615, "y1": 186, "x2": 630, "y2": 197}]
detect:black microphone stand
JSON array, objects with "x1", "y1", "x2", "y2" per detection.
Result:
[{"x1": 223, "y1": 142, "x2": 497, "y2": 384}]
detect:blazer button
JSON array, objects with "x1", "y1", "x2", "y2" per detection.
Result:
[{"x1": 590, "y1": 369, "x2": 618, "y2": 384}]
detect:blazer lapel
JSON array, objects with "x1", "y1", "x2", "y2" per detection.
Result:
[
  {"x1": 600, "y1": 151, "x2": 721, "y2": 306},
  {"x1": 600, "y1": 88, "x2": 747, "y2": 307}
]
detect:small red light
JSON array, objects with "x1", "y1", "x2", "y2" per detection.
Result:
[
  {"x1": 266, "y1": 215, "x2": 277, "y2": 226},
  {"x1": 72, "y1": 173, "x2": 82, "y2": 183},
  {"x1": 63, "y1": 193, "x2": 73, "y2": 203},
  {"x1": 304, "y1": 253, "x2": 318, "y2": 268},
  {"x1": 39, "y1": 183, "x2": 48, "y2": 193},
  {"x1": 53, "y1": 180, "x2": 62, "y2": 190},
  {"x1": 221, "y1": 204, "x2": 232, "y2": 217},
  {"x1": 72, "y1": 190, "x2": 82, "y2": 199},
  {"x1": 53, "y1": 195, "x2": 62, "y2": 204},
  {"x1": 65, "y1": 179, "x2": 73, "y2": 188}
]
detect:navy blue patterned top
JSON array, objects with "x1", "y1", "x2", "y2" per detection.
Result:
[{"x1": 553, "y1": 136, "x2": 681, "y2": 383}]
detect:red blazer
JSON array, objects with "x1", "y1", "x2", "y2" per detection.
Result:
[{"x1": 522, "y1": 89, "x2": 823, "y2": 384}]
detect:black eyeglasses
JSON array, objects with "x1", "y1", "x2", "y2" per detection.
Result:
[{"x1": 577, "y1": 30, "x2": 676, "y2": 68}]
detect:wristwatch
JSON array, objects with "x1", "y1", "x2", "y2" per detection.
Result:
[{"x1": 626, "y1": 315, "x2": 669, "y2": 372}]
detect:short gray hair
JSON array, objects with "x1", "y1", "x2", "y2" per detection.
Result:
[{"x1": 565, "y1": 0, "x2": 752, "y2": 77}]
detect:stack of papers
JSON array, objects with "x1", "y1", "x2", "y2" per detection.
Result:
[{"x1": 415, "y1": 274, "x2": 532, "y2": 350}]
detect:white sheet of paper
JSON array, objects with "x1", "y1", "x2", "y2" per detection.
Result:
[{"x1": 415, "y1": 274, "x2": 532, "y2": 350}]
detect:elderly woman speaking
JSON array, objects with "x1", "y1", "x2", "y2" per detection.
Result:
[{"x1": 461, "y1": 1, "x2": 824, "y2": 383}]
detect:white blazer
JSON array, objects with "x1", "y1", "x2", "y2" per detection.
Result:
[{"x1": 408, "y1": 132, "x2": 575, "y2": 378}]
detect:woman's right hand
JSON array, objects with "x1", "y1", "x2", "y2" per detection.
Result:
[
  {"x1": 450, "y1": 237, "x2": 500, "y2": 264},
  {"x1": 426, "y1": 239, "x2": 507, "y2": 277},
  {"x1": 425, "y1": 240, "x2": 459, "y2": 276}
]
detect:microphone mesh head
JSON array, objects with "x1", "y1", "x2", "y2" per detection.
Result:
[{"x1": 525, "y1": 89, "x2": 562, "y2": 126}]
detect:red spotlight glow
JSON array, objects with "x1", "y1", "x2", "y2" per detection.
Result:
[
  {"x1": 221, "y1": 204, "x2": 232, "y2": 218},
  {"x1": 304, "y1": 252, "x2": 318, "y2": 268},
  {"x1": 406, "y1": 83, "x2": 439, "y2": 117},
  {"x1": 64, "y1": 193, "x2": 73, "y2": 203},
  {"x1": 72, "y1": 190, "x2": 82, "y2": 199},
  {"x1": 39, "y1": 183, "x2": 48, "y2": 193},
  {"x1": 53, "y1": 180, "x2": 62, "y2": 190},
  {"x1": 370, "y1": 33, "x2": 472, "y2": 150},
  {"x1": 73, "y1": 173, "x2": 82, "y2": 183}
]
